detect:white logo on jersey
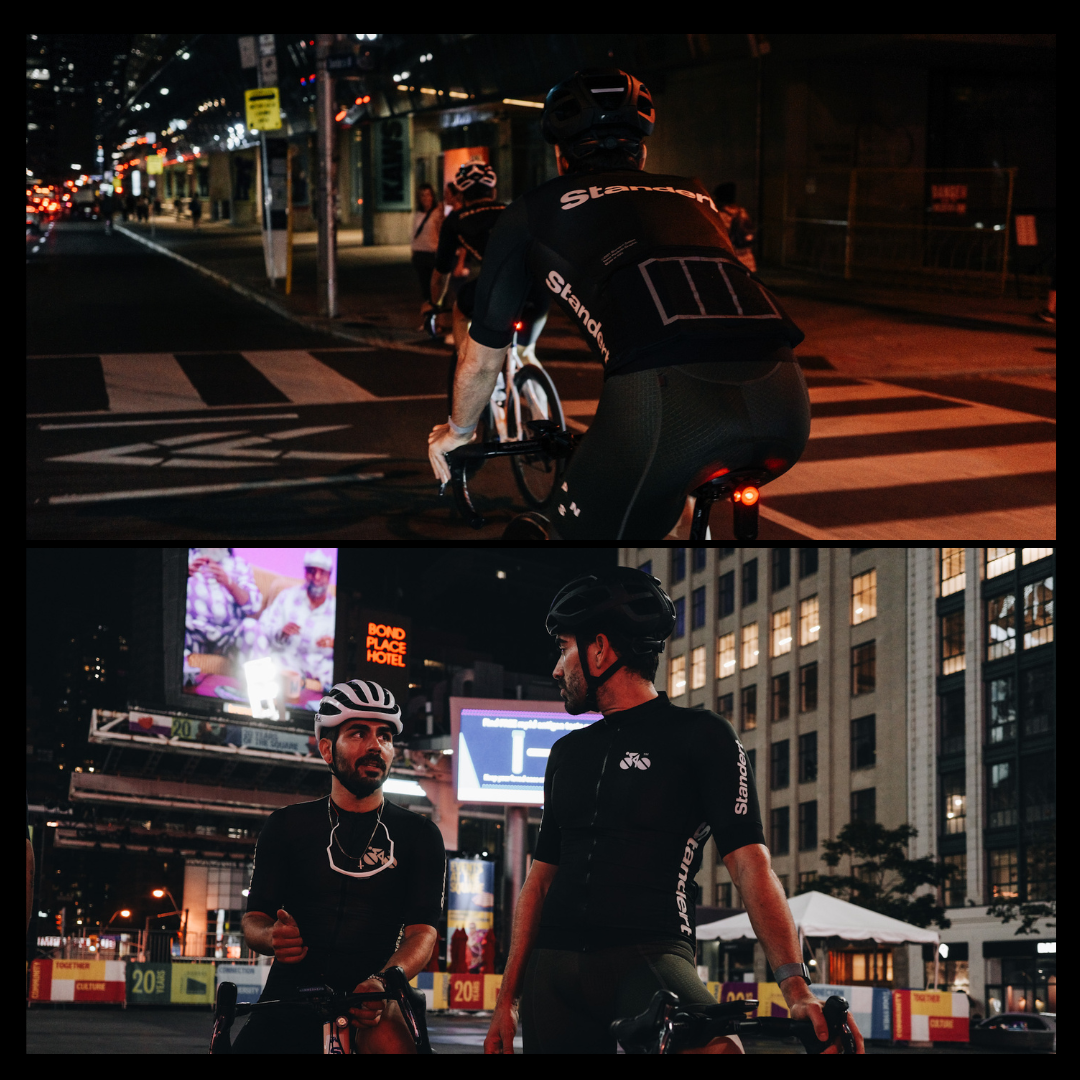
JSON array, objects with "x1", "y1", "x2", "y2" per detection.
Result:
[
  {"x1": 675, "y1": 821, "x2": 711, "y2": 936},
  {"x1": 559, "y1": 184, "x2": 718, "y2": 213},
  {"x1": 620, "y1": 751, "x2": 651, "y2": 770},
  {"x1": 734, "y1": 740, "x2": 749, "y2": 816},
  {"x1": 544, "y1": 270, "x2": 610, "y2": 365}
]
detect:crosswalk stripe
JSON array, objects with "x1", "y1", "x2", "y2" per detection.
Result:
[
  {"x1": 242, "y1": 350, "x2": 378, "y2": 403},
  {"x1": 99, "y1": 354, "x2": 207, "y2": 413}
]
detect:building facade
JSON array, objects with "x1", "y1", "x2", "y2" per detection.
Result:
[
  {"x1": 907, "y1": 547, "x2": 1055, "y2": 1016},
  {"x1": 622, "y1": 547, "x2": 912, "y2": 986}
]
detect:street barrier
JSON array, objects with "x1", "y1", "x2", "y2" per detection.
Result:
[
  {"x1": 28, "y1": 959, "x2": 126, "y2": 1003},
  {"x1": 215, "y1": 962, "x2": 271, "y2": 1003},
  {"x1": 410, "y1": 972, "x2": 502, "y2": 1011},
  {"x1": 126, "y1": 960, "x2": 216, "y2": 1005},
  {"x1": 893, "y1": 988, "x2": 969, "y2": 1043}
]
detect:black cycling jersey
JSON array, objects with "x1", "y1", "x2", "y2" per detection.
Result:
[
  {"x1": 533, "y1": 692, "x2": 765, "y2": 950},
  {"x1": 245, "y1": 796, "x2": 445, "y2": 998},
  {"x1": 469, "y1": 170, "x2": 805, "y2": 379},
  {"x1": 433, "y1": 198, "x2": 506, "y2": 276}
]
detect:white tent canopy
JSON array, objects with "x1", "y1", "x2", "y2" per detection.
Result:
[{"x1": 697, "y1": 890, "x2": 940, "y2": 946}]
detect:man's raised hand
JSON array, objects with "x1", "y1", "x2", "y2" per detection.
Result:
[{"x1": 271, "y1": 908, "x2": 308, "y2": 963}]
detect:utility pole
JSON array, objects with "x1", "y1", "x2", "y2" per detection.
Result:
[{"x1": 315, "y1": 34, "x2": 338, "y2": 317}]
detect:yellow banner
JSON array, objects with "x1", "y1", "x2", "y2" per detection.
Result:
[
  {"x1": 146, "y1": 154, "x2": 163, "y2": 175},
  {"x1": 170, "y1": 962, "x2": 215, "y2": 1004},
  {"x1": 53, "y1": 960, "x2": 106, "y2": 980},
  {"x1": 245, "y1": 87, "x2": 282, "y2": 131},
  {"x1": 910, "y1": 990, "x2": 955, "y2": 1016}
]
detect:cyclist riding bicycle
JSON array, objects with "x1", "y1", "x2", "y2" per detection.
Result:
[
  {"x1": 428, "y1": 69, "x2": 812, "y2": 542},
  {"x1": 231, "y1": 680, "x2": 445, "y2": 1054},
  {"x1": 483, "y1": 568, "x2": 865, "y2": 1055},
  {"x1": 425, "y1": 160, "x2": 551, "y2": 412}
]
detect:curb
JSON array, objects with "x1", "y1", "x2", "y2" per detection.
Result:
[{"x1": 113, "y1": 225, "x2": 436, "y2": 353}]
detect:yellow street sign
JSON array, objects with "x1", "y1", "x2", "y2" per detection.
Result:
[
  {"x1": 146, "y1": 154, "x2": 163, "y2": 175},
  {"x1": 245, "y1": 87, "x2": 282, "y2": 131}
]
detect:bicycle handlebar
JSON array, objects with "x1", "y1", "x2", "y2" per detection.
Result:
[
  {"x1": 444, "y1": 420, "x2": 579, "y2": 530},
  {"x1": 612, "y1": 992, "x2": 855, "y2": 1055}
]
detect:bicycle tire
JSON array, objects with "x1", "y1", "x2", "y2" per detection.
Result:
[
  {"x1": 509, "y1": 363, "x2": 566, "y2": 509},
  {"x1": 209, "y1": 981, "x2": 238, "y2": 1054}
]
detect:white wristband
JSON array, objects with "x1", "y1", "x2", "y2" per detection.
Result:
[{"x1": 447, "y1": 415, "x2": 476, "y2": 437}]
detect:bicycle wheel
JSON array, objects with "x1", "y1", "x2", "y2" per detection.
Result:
[{"x1": 509, "y1": 363, "x2": 567, "y2": 509}]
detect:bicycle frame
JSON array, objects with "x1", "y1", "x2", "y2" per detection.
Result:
[{"x1": 208, "y1": 965, "x2": 432, "y2": 1055}]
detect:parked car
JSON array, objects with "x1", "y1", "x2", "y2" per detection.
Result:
[{"x1": 969, "y1": 1012, "x2": 1055, "y2": 1052}]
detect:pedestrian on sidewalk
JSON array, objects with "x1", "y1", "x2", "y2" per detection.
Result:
[
  {"x1": 190, "y1": 192, "x2": 202, "y2": 230},
  {"x1": 174, "y1": 195, "x2": 184, "y2": 220},
  {"x1": 411, "y1": 183, "x2": 444, "y2": 328},
  {"x1": 713, "y1": 182, "x2": 757, "y2": 274},
  {"x1": 123, "y1": 193, "x2": 135, "y2": 222},
  {"x1": 153, "y1": 195, "x2": 162, "y2": 217}
]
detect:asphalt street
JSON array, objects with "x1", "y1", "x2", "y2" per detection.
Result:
[{"x1": 27, "y1": 221, "x2": 1055, "y2": 541}]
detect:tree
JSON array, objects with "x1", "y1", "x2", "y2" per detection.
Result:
[{"x1": 811, "y1": 821, "x2": 954, "y2": 929}]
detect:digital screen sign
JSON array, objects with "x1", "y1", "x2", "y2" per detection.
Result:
[
  {"x1": 451, "y1": 697, "x2": 602, "y2": 806},
  {"x1": 182, "y1": 548, "x2": 338, "y2": 715}
]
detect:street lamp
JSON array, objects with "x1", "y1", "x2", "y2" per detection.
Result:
[
  {"x1": 106, "y1": 908, "x2": 132, "y2": 925},
  {"x1": 146, "y1": 887, "x2": 187, "y2": 959}
]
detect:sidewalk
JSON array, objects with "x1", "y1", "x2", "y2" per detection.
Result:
[
  {"x1": 761, "y1": 265, "x2": 1056, "y2": 339},
  {"x1": 116, "y1": 216, "x2": 1054, "y2": 362}
]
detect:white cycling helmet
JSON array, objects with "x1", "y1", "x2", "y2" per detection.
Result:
[{"x1": 315, "y1": 679, "x2": 402, "y2": 741}]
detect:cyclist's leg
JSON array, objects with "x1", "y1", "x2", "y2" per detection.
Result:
[
  {"x1": 612, "y1": 943, "x2": 743, "y2": 1055},
  {"x1": 351, "y1": 1000, "x2": 418, "y2": 1055},
  {"x1": 556, "y1": 348, "x2": 810, "y2": 542},
  {"x1": 520, "y1": 949, "x2": 617, "y2": 1054}
]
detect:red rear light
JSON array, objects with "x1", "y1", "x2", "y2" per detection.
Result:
[
  {"x1": 735, "y1": 486, "x2": 759, "y2": 506},
  {"x1": 513, "y1": 321, "x2": 524, "y2": 331}
]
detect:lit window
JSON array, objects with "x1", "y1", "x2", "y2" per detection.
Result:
[
  {"x1": 986, "y1": 594, "x2": 1016, "y2": 661},
  {"x1": 1023, "y1": 578, "x2": 1053, "y2": 649},
  {"x1": 741, "y1": 623, "x2": 759, "y2": 669},
  {"x1": 771, "y1": 607, "x2": 792, "y2": 657},
  {"x1": 1021, "y1": 548, "x2": 1052, "y2": 565},
  {"x1": 799, "y1": 595, "x2": 820, "y2": 646},
  {"x1": 851, "y1": 570, "x2": 877, "y2": 625},
  {"x1": 691, "y1": 645, "x2": 706, "y2": 690},
  {"x1": 716, "y1": 632, "x2": 736, "y2": 680},
  {"x1": 940, "y1": 548, "x2": 966, "y2": 595},
  {"x1": 986, "y1": 548, "x2": 1015, "y2": 578},
  {"x1": 668, "y1": 655, "x2": 687, "y2": 698}
]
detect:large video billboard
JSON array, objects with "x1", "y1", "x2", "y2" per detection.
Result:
[
  {"x1": 451, "y1": 696, "x2": 602, "y2": 806},
  {"x1": 182, "y1": 548, "x2": 338, "y2": 715}
]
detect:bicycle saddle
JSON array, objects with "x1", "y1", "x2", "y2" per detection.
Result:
[{"x1": 611, "y1": 989, "x2": 680, "y2": 1053}]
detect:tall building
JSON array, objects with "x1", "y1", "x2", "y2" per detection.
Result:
[
  {"x1": 619, "y1": 547, "x2": 1055, "y2": 1015},
  {"x1": 623, "y1": 547, "x2": 911, "y2": 986},
  {"x1": 907, "y1": 547, "x2": 1055, "y2": 1015}
]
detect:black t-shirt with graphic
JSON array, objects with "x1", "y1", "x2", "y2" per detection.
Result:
[
  {"x1": 533, "y1": 692, "x2": 766, "y2": 950},
  {"x1": 245, "y1": 796, "x2": 445, "y2": 998},
  {"x1": 469, "y1": 170, "x2": 804, "y2": 379}
]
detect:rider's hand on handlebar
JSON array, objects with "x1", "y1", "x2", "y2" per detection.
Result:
[
  {"x1": 789, "y1": 997, "x2": 865, "y2": 1054},
  {"x1": 349, "y1": 975, "x2": 388, "y2": 1028},
  {"x1": 428, "y1": 422, "x2": 475, "y2": 486},
  {"x1": 483, "y1": 1000, "x2": 519, "y2": 1054},
  {"x1": 270, "y1": 908, "x2": 308, "y2": 964}
]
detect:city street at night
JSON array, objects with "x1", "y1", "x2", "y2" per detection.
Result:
[
  {"x1": 26, "y1": 34, "x2": 1054, "y2": 543},
  {"x1": 27, "y1": 219, "x2": 1053, "y2": 542}
]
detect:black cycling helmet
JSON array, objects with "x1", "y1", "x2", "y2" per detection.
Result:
[
  {"x1": 548, "y1": 567, "x2": 675, "y2": 708},
  {"x1": 541, "y1": 68, "x2": 655, "y2": 154},
  {"x1": 548, "y1": 567, "x2": 675, "y2": 654}
]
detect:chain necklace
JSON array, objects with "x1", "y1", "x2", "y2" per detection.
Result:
[{"x1": 327, "y1": 795, "x2": 384, "y2": 865}]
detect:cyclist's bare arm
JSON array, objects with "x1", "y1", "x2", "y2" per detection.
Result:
[
  {"x1": 484, "y1": 859, "x2": 558, "y2": 1054},
  {"x1": 722, "y1": 844, "x2": 864, "y2": 1051},
  {"x1": 453, "y1": 335, "x2": 507, "y2": 427},
  {"x1": 242, "y1": 908, "x2": 307, "y2": 962},
  {"x1": 380, "y1": 923, "x2": 439, "y2": 982}
]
